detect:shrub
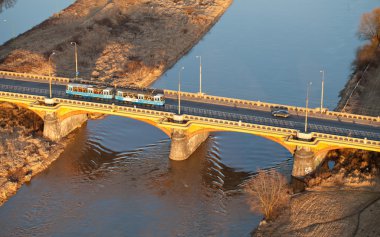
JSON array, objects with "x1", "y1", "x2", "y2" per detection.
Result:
[{"x1": 245, "y1": 169, "x2": 290, "y2": 221}]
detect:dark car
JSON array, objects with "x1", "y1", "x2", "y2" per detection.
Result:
[
  {"x1": 271, "y1": 106, "x2": 290, "y2": 118},
  {"x1": 271, "y1": 110, "x2": 290, "y2": 118}
]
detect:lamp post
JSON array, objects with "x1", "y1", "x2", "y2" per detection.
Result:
[
  {"x1": 70, "y1": 42, "x2": 79, "y2": 79},
  {"x1": 178, "y1": 66, "x2": 185, "y2": 115},
  {"x1": 48, "y1": 51, "x2": 56, "y2": 98},
  {"x1": 196, "y1": 55, "x2": 202, "y2": 95},
  {"x1": 320, "y1": 70, "x2": 325, "y2": 112},
  {"x1": 305, "y1": 82, "x2": 312, "y2": 133}
]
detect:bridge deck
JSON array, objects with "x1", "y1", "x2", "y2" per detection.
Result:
[{"x1": 0, "y1": 77, "x2": 379, "y2": 143}]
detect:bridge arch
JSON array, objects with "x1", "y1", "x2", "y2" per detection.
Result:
[
  {"x1": 0, "y1": 101, "x2": 45, "y2": 131},
  {"x1": 0, "y1": 101, "x2": 45, "y2": 120},
  {"x1": 57, "y1": 109, "x2": 172, "y2": 138},
  {"x1": 188, "y1": 127, "x2": 295, "y2": 155}
]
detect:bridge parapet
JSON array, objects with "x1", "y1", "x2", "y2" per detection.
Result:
[
  {"x1": 164, "y1": 90, "x2": 380, "y2": 125},
  {"x1": 0, "y1": 70, "x2": 70, "y2": 84}
]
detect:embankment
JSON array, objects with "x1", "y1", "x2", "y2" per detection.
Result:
[
  {"x1": 0, "y1": 102, "x2": 76, "y2": 205},
  {"x1": 254, "y1": 149, "x2": 380, "y2": 237}
]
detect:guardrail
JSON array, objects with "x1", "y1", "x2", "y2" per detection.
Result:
[
  {"x1": 0, "y1": 90, "x2": 45, "y2": 101},
  {"x1": 0, "y1": 70, "x2": 70, "y2": 83},
  {"x1": 312, "y1": 132, "x2": 380, "y2": 147},
  {"x1": 164, "y1": 90, "x2": 380, "y2": 124}
]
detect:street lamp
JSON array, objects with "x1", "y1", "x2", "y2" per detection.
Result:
[
  {"x1": 305, "y1": 82, "x2": 312, "y2": 133},
  {"x1": 70, "y1": 42, "x2": 79, "y2": 79},
  {"x1": 196, "y1": 55, "x2": 202, "y2": 95},
  {"x1": 178, "y1": 66, "x2": 185, "y2": 115},
  {"x1": 48, "y1": 51, "x2": 56, "y2": 98},
  {"x1": 320, "y1": 70, "x2": 325, "y2": 112}
]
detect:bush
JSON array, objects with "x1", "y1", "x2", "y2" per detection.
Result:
[{"x1": 245, "y1": 169, "x2": 290, "y2": 221}]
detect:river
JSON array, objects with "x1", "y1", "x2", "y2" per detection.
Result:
[{"x1": 0, "y1": 0, "x2": 379, "y2": 236}]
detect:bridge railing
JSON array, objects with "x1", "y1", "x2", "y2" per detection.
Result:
[
  {"x1": 164, "y1": 90, "x2": 380, "y2": 124},
  {"x1": 312, "y1": 132, "x2": 380, "y2": 147},
  {"x1": 0, "y1": 70, "x2": 70, "y2": 83}
]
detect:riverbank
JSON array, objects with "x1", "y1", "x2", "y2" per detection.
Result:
[
  {"x1": 0, "y1": 102, "x2": 76, "y2": 205},
  {"x1": 336, "y1": 65, "x2": 380, "y2": 116},
  {"x1": 0, "y1": 0, "x2": 233, "y2": 87},
  {"x1": 254, "y1": 188, "x2": 380, "y2": 237},
  {"x1": 253, "y1": 149, "x2": 380, "y2": 237}
]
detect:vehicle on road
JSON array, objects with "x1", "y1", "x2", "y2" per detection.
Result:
[
  {"x1": 66, "y1": 83, "x2": 165, "y2": 106},
  {"x1": 271, "y1": 106, "x2": 290, "y2": 118}
]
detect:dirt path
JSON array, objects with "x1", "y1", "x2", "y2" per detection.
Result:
[{"x1": 0, "y1": 0, "x2": 233, "y2": 87}]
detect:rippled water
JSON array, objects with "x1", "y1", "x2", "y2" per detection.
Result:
[{"x1": 0, "y1": 0, "x2": 379, "y2": 236}]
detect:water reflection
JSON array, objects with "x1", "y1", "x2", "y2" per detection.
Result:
[
  {"x1": 0, "y1": 0, "x2": 17, "y2": 13},
  {"x1": 1, "y1": 116, "x2": 280, "y2": 236}
]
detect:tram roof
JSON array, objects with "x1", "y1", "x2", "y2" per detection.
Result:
[
  {"x1": 116, "y1": 87, "x2": 164, "y2": 95},
  {"x1": 67, "y1": 83, "x2": 113, "y2": 90}
]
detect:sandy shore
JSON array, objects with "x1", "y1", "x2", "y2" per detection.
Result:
[{"x1": 0, "y1": 0, "x2": 233, "y2": 87}]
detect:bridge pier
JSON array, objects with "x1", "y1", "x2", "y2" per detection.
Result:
[
  {"x1": 292, "y1": 146, "x2": 317, "y2": 178},
  {"x1": 169, "y1": 129, "x2": 209, "y2": 161},
  {"x1": 43, "y1": 112, "x2": 88, "y2": 141}
]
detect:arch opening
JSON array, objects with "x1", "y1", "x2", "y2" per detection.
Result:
[{"x1": 0, "y1": 102, "x2": 44, "y2": 135}]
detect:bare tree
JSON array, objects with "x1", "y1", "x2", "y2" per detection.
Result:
[
  {"x1": 245, "y1": 169, "x2": 290, "y2": 220},
  {"x1": 358, "y1": 8, "x2": 380, "y2": 44}
]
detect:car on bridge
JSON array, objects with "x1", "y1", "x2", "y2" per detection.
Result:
[{"x1": 271, "y1": 106, "x2": 290, "y2": 118}]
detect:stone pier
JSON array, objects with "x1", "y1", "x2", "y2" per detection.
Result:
[
  {"x1": 169, "y1": 129, "x2": 209, "y2": 161},
  {"x1": 43, "y1": 112, "x2": 88, "y2": 141},
  {"x1": 292, "y1": 146, "x2": 316, "y2": 178}
]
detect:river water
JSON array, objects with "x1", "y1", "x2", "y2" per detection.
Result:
[{"x1": 0, "y1": 0, "x2": 379, "y2": 236}]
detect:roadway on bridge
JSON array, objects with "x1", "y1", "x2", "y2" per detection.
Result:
[{"x1": 0, "y1": 78, "x2": 379, "y2": 141}]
